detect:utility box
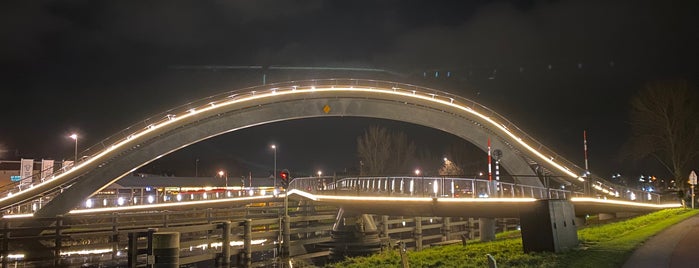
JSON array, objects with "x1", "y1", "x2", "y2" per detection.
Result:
[{"x1": 520, "y1": 199, "x2": 578, "y2": 253}]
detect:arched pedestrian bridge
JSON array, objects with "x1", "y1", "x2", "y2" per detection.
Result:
[{"x1": 0, "y1": 79, "x2": 670, "y2": 217}]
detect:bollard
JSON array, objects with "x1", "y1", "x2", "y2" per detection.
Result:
[{"x1": 152, "y1": 232, "x2": 180, "y2": 268}]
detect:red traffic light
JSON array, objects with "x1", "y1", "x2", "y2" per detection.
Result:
[{"x1": 280, "y1": 169, "x2": 290, "y2": 186}]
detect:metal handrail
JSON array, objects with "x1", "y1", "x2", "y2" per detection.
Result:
[{"x1": 289, "y1": 176, "x2": 661, "y2": 203}]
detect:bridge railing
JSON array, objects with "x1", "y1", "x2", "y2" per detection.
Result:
[
  {"x1": 289, "y1": 176, "x2": 582, "y2": 200},
  {"x1": 3, "y1": 187, "x2": 278, "y2": 216},
  {"x1": 288, "y1": 176, "x2": 666, "y2": 204}
]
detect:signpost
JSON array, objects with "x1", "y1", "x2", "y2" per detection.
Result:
[{"x1": 689, "y1": 171, "x2": 697, "y2": 209}]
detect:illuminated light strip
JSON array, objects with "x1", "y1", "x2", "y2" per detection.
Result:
[
  {"x1": 2, "y1": 82, "x2": 584, "y2": 204},
  {"x1": 61, "y1": 248, "x2": 112, "y2": 256},
  {"x1": 438, "y1": 197, "x2": 537, "y2": 203},
  {"x1": 198, "y1": 239, "x2": 267, "y2": 249},
  {"x1": 571, "y1": 197, "x2": 682, "y2": 208},
  {"x1": 3, "y1": 213, "x2": 33, "y2": 219},
  {"x1": 289, "y1": 189, "x2": 537, "y2": 203},
  {"x1": 68, "y1": 195, "x2": 273, "y2": 214}
]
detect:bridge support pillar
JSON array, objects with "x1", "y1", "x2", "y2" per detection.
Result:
[
  {"x1": 329, "y1": 208, "x2": 382, "y2": 261},
  {"x1": 479, "y1": 218, "x2": 496, "y2": 242},
  {"x1": 520, "y1": 199, "x2": 578, "y2": 253},
  {"x1": 152, "y1": 232, "x2": 180, "y2": 268}
]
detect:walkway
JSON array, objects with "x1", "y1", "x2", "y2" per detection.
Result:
[{"x1": 622, "y1": 214, "x2": 699, "y2": 268}]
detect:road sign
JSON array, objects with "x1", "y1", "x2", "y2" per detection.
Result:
[{"x1": 690, "y1": 170, "x2": 698, "y2": 185}]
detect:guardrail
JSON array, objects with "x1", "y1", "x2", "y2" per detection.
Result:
[
  {"x1": 0, "y1": 202, "x2": 337, "y2": 267},
  {"x1": 4, "y1": 187, "x2": 278, "y2": 215},
  {"x1": 0, "y1": 198, "x2": 507, "y2": 267},
  {"x1": 289, "y1": 176, "x2": 662, "y2": 203}
]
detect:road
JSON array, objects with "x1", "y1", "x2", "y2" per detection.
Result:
[{"x1": 623, "y1": 214, "x2": 699, "y2": 268}]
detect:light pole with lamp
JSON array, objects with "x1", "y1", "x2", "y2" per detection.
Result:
[
  {"x1": 69, "y1": 133, "x2": 78, "y2": 163},
  {"x1": 218, "y1": 170, "x2": 228, "y2": 188},
  {"x1": 415, "y1": 169, "x2": 422, "y2": 196},
  {"x1": 317, "y1": 170, "x2": 323, "y2": 191},
  {"x1": 271, "y1": 144, "x2": 277, "y2": 191}
]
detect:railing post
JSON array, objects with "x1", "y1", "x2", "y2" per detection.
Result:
[
  {"x1": 468, "y1": 218, "x2": 475, "y2": 240},
  {"x1": 207, "y1": 208, "x2": 213, "y2": 223},
  {"x1": 2, "y1": 221, "x2": 8, "y2": 268},
  {"x1": 414, "y1": 217, "x2": 422, "y2": 251},
  {"x1": 128, "y1": 232, "x2": 138, "y2": 268},
  {"x1": 381, "y1": 215, "x2": 389, "y2": 240},
  {"x1": 112, "y1": 212, "x2": 119, "y2": 261},
  {"x1": 282, "y1": 215, "x2": 291, "y2": 261},
  {"x1": 221, "y1": 221, "x2": 231, "y2": 267},
  {"x1": 54, "y1": 215, "x2": 63, "y2": 267},
  {"x1": 442, "y1": 217, "x2": 451, "y2": 241},
  {"x1": 163, "y1": 210, "x2": 169, "y2": 228},
  {"x1": 244, "y1": 219, "x2": 252, "y2": 267}
]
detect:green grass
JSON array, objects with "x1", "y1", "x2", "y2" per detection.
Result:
[{"x1": 326, "y1": 208, "x2": 699, "y2": 268}]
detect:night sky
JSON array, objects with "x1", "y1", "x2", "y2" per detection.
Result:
[{"x1": 1, "y1": 1, "x2": 697, "y2": 180}]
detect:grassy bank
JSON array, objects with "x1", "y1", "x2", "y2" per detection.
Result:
[{"x1": 326, "y1": 208, "x2": 699, "y2": 268}]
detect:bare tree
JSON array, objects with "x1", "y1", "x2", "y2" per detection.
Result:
[
  {"x1": 442, "y1": 140, "x2": 487, "y2": 176},
  {"x1": 357, "y1": 126, "x2": 416, "y2": 175},
  {"x1": 624, "y1": 79, "x2": 699, "y2": 191},
  {"x1": 438, "y1": 158, "x2": 463, "y2": 176}
]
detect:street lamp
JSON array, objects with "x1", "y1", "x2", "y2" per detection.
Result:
[
  {"x1": 69, "y1": 134, "x2": 78, "y2": 163},
  {"x1": 271, "y1": 145, "x2": 277, "y2": 189},
  {"x1": 317, "y1": 170, "x2": 322, "y2": 177},
  {"x1": 415, "y1": 169, "x2": 422, "y2": 196},
  {"x1": 218, "y1": 170, "x2": 227, "y2": 188}
]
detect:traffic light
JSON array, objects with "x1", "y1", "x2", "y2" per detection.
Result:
[{"x1": 280, "y1": 169, "x2": 290, "y2": 187}]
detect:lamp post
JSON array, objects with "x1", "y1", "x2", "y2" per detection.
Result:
[
  {"x1": 415, "y1": 169, "x2": 422, "y2": 196},
  {"x1": 195, "y1": 158, "x2": 199, "y2": 177},
  {"x1": 318, "y1": 170, "x2": 323, "y2": 191},
  {"x1": 218, "y1": 170, "x2": 227, "y2": 188},
  {"x1": 271, "y1": 145, "x2": 277, "y2": 189},
  {"x1": 69, "y1": 134, "x2": 78, "y2": 163}
]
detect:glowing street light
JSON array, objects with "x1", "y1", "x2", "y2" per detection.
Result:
[
  {"x1": 219, "y1": 170, "x2": 228, "y2": 188},
  {"x1": 271, "y1": 145, "x2": 277, "y2": 189},
  {"x1": 415, "y1": 169, "x2": 422, "y2": 196},
  {"x1": 317, "y1": 170, "x2": 322, "y2": 177},
  {"x1": 69, "y1": 133, "x2": 78, "y2": 163}
]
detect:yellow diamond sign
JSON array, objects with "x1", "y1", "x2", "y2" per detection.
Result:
[{"x1": 323, "y1": 105, "x2": 331, "y2": 114}]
